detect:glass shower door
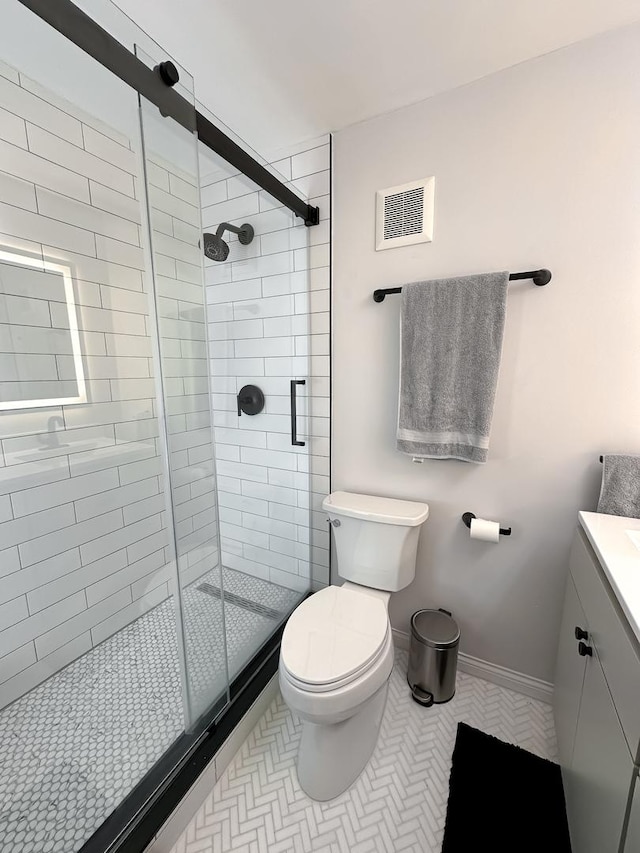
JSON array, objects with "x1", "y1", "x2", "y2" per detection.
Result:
[
  {"x1": 136, "y1": 50, "x2": 230, "y2": 727},
  {"x1": 138, "y1": 80, "x2": 318, "y2": 726},
  {"x1": 0, "y1": 3, "x2": 211, "y2": 848},
  {"x1": 0, "y1": 1, "x2": 316, "y2": 850}
]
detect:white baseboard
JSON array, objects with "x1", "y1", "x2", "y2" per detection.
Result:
[
  {"x1": 392, "y1": 628, "x2": 553, "y2": 705},
  {"x1": 145, "y1": 673, "x2": 279, "y2": 853}
]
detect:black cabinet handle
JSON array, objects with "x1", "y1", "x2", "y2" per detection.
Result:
[
  {"x1": 290, "y1": 379, "x2": 306, "y2": 447},
  {"x1": 574, "y1": 627, "x2": 589, "y2": 641},
  {"x1": 578, "y1": 641, "x2": 593, "y2": 657}
]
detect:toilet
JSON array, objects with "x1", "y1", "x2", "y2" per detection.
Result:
[{"x1": 279, "y1": 490, "x2": 429, "y2": 801}]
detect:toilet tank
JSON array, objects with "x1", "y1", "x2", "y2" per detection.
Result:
[{"x1": 323, "y1": 491, "x2": 429, "y2": 592}]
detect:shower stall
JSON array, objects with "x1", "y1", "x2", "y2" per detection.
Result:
[{"x1": 0, "y1": 2, "x2": 322, "y2": 851}]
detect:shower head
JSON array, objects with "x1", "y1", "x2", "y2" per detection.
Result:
[
  {"x1": 203, "y1": 222, "x2": 255, "y2": 262},
  {"x1": 203, "y1": 231, "x2": 229, "y2": 262}
]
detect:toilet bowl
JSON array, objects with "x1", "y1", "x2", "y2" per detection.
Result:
[
  {"x1": 279, "y1": 491, "x2": 429, "y2": 801},
  {"x1": 279, "y1": 583, "x2": 394, "y2": 800}
]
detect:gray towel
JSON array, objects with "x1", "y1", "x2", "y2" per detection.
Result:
[
  {"x1": 397, "y1": 271, "x2": 509, "y2": 463},
  {"x1": 597, "y1": 454, "x2": 640, "y2": 518}
]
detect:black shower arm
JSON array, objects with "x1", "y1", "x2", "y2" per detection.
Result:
[{"x1": 215, "y1": 222, "x2": 246, "y2": 239}]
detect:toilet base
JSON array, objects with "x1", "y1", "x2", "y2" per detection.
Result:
[{"x1": 296, "y1": 680, "x2": 389, "y2": 801}]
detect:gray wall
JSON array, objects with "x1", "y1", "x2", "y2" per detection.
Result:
[{"x1": 332, "y1": 25, "x2": 640, "y2": 683}]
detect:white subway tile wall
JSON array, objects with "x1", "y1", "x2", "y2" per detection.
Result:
[
  {"x1": 147, "y1": 150, "x2": 221, "y2": 612},
  {"x1": 202, "y1": 137, "x2": 331, "y2": 592},
  {"x1": 0, "y1": 63, "x2": 218, "y2": 710}
]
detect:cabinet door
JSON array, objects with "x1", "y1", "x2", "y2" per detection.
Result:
[
  {"x1": 571, "y1": 528, "x2": 640, "y2": 758},
  {"x1": 566, "y1": 650, "x2": 634, "y2": 853},
  {"x1": 624, "y1": 772, "x2": 639, "y2": 853},
  {"x1": 554, "y1": 572, "x2": 588, "y2": 769}
]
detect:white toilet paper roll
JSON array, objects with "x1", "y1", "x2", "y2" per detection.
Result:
[{"x1": 469, "y1": 517, "x2": 501, "y2": 543}]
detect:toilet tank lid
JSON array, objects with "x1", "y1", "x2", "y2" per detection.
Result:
[{"x1": 323, "y1": 491, "x2": 429, "y2": 526}]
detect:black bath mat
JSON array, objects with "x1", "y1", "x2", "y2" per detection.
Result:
[{"x1": 442, "y1": 723, "x2": 572, "y2": 852}]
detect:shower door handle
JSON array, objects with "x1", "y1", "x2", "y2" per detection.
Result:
[{"x1": 290, "y1": 379, "x2": 306, "y2": 447}]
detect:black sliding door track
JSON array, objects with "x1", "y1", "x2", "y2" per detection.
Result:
[{"x1": 17, "y1": 0, "x2": 320, "y2": 226}]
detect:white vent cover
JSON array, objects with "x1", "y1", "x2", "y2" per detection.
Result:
[{"x1": 375, "y1": 177, "x2": 434, "y2": 251}]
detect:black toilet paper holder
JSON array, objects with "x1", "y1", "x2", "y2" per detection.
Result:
[{"x1": 462, "y1": 512, "x2": 512, "y2": 536}]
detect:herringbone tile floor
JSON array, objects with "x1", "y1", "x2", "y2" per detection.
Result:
[{"x1": 172, "y1": 651, "x2": 557, "y2": 853}]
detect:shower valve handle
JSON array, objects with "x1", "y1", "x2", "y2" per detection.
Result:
[{"x1": 237, "y1": 385, "x2": 265, "y2": 417}]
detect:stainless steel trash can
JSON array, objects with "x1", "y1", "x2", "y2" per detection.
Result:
[{"x1": 407, "y1": 608, "x2": 460, "y2": 707}]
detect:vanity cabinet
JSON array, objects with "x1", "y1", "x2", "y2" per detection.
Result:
[
  {"x1": 554, "y1": 574, "x2": 587, "y2": 770},
  {"x1": 626, "y1": 775, "x2": 640, "y2": 851},
  {"x1": 554, "y1": 527, "x2": 640, "y2": 853}
]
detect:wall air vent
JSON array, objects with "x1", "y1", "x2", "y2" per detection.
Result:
[{"x1": 375, "y1": 177, "x2": 435, "y2": 251}]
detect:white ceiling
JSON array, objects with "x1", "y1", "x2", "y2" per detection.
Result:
[{"x1": 114, "y1": 0, "x2": 640, "y2": 157}]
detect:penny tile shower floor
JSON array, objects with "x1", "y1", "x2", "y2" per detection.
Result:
[{"x1": 0, "y1": 568, "x2": 301, "y2": 853}]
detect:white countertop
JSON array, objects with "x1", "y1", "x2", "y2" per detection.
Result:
[{"x1": 579, "y1": 511, "x2": 640, "y2": 645}]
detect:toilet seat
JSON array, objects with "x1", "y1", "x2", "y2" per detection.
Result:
[
  {"x1": 280, "y1": 585, "x2": 389, "y2": 693},
  {"x1": 282, "y1": 626, "x2": 391, "y2": 693},
  {"x1": 279, "y1": 624, "x2": 394, "y2": 725}
]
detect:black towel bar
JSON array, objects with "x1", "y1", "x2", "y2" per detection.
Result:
[{"x1": 372, "y1": 269, "x2": 552, "y2": 303}]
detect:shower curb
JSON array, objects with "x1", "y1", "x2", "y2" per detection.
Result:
[{"x1": 144, "y1": 674, "x2": 279, "y2": 853}]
